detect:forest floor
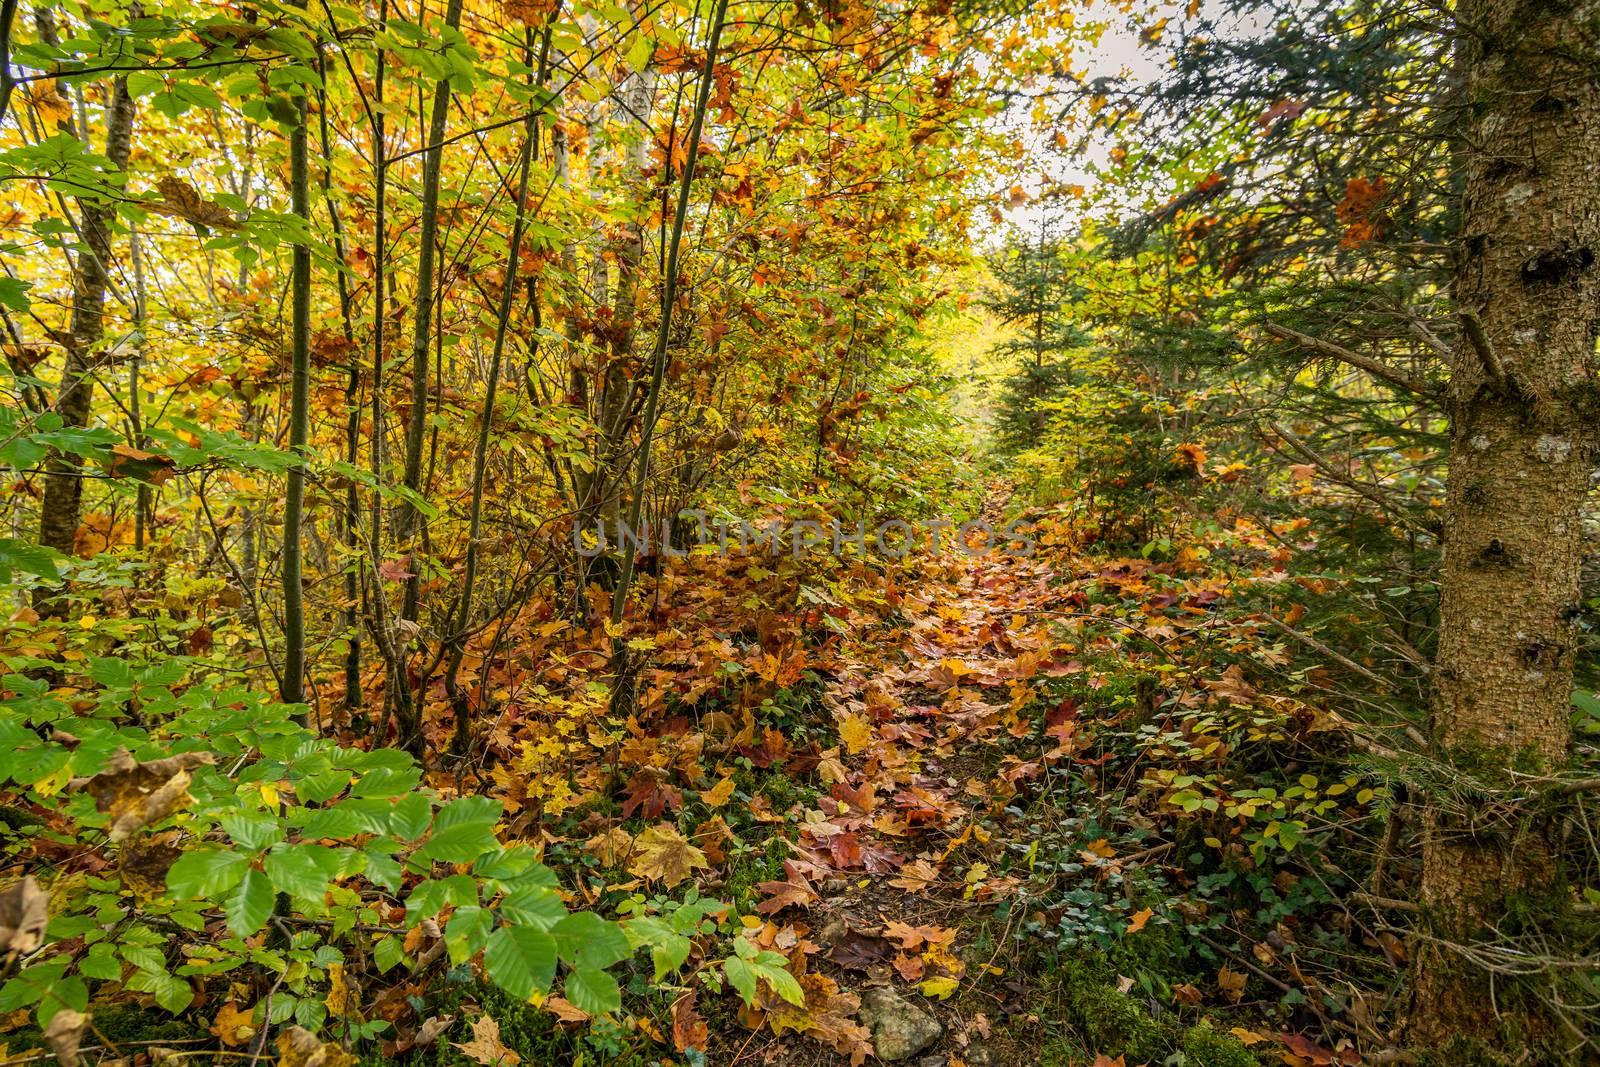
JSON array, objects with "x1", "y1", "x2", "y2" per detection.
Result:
[{"x1": 632, "y1": 499, "x2": 1294, "y2": 1067}]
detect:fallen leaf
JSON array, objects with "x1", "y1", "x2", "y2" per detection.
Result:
[
  {"x1": 276, "y1": 1026, "x2": 357, "y2": 1067},
  {"x1": 1126, "y1": 907, "x2": 1153, "y2": 933},
  {"x1": 702, "y1": 776, "x2": 736, "y2": 808},
  {"x1": 1217, "y1": 964, "x2": 1247, "y2": 1003},
  {"x1": 453, "y1": 1016, "x2": 521, "y2": 1066},
  {"x1": 0, "y1": 877, "x2": 49, "y2": 962},
  {"x1": 69, "y1": 748, "x2": 214, "y2": 841},
  {"x1": 628, "y1": 822, "x2": 710, "y2": 887},
  {"x1": 672, "y1": 991, "x2": 708, "y2": 1053},
  {"x1": 211, "y1": 1003, "x2": 256, "y2": 1047},
  {"x1": 44, "y1": 1009, "x2": 86, "y2": 1067},
  {"x1": 543, "y1": 996, "x2": 589, "y2": 1023}
]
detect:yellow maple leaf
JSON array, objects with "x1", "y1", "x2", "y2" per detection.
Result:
[
  {"x1": 920, "y1": 975, "x2": 959, "y2": 999},
  {"x1": 702, "y1": 777, "x2": 736, "y2": 809},
  {"x1": 837, "y1": 713, "x2": 873, "y2": 756},
  {"x1": 627, "y1": 823, "x2": 710, "y2": 887}
]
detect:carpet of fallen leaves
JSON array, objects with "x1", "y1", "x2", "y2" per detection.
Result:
[{"x1": 366, "y1": 495, "x2": 1369, "y2": 1066}]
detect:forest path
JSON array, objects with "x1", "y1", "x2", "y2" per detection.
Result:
[{"x1": 727, "y1": 515, "x2": 1087, "y2": 1065}]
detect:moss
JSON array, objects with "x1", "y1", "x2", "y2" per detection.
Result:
[
  {"x1": 1059, "y1": 959, "x2": 1166, "y2": 1064},
  {"x1": 723, "y1": 834, "x2": 789, "y2": 909},
  {"x1": 356, "y1": 981, "x2": 655, "y2": 1067},
  {"x1": 1180, "y1": 1020, "x2": 1260, "y2": 1067},
  {"x1": 90, "y1": 1003, "x2": 202, "y2": 1046}
]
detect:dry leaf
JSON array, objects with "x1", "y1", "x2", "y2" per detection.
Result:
[
  {"x1": 44, "y1": 1008, "x2": 86, "y2": 1067},
  {"x1": 672, "y1": 991, "x2": 708, "y2": 1053},
  {"x1": 414, "y1": 1015, "x2": 456, "y2": 1047},
  {"x1": 0, "y1": 877, "x2": 49, "y2": 962},
  {"x1": 543, "y1": 997, "x2": 589, "y2": 1023},
  {"x1": 701, "y1": 776, "x2": 736, "y2": 808},
  {"x1": 1125, "y1": 907, "x2": 1153, "y2": 933},
  {"x1": 211, "y1": 1002, "x2": 256, "y2": 1047},
  {"x1": 453, "y1": 1016, "x2": 521, "y2": 1066},
  {"x1": 837, "y1": 713, "x2": 873, "y2": 755},
  {"x1": 1217, "y1": 964, "x2": 1247, "y2": 1003},
  {"x1": 69, "y1": 749, "x2": 214, "y2": 842},
  {"x1": 628, "y1": 822, "x2": 710, "y2": 887},
  {"x1": 276, "y1": 1026, "x2": 357, "y2": 1067},
  {"x1": 151, "y1": 176, "x2": 241, "y2": 231}
]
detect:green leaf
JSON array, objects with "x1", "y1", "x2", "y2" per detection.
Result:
[
  {"x1": 722, "y1": 955, "x2": 758, "y2": 1006},
  {"x1": 226, "y1": 868, "x2": 275, "y2": 937},
  {"x1": 551, "y1": 912, "x2": 631, "y2": 970},
  {"x1": 414, "y1": 821, "x2": 499, "y2": 865},
  {"x1": 444, "y1": 905, "x2": 493, "y2": 966},
  {"x1": 483, "y1": 925, "x2": 556, "y2": 1002},
  {"x1": 500, "y1": 886, "x2": 565, "y2": 930},
  {"x1": 127, "y1": 968, "x2": 193, "y2": 1014},
  {"x1": 166, "y1": 849, "x2": 249, "y2": 899},
  {"x1": 623, "y1": 916, "x2": 691, "y2": 980},
  {"x1": 564, "y1": 966, "x2": 621, "y2": 1016},
  {"x1": 263, "y1": 843, "x2": 341, "y2": 902}
]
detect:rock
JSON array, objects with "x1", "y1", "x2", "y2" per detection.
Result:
[
  {"x1": 917, "y1": 1056, "x2": 948, "y2": 1067},
  {"x1": 965, "y1": 1048, "x2": 993, "y2": 1066},
  {"x1": 859, "y1": 987, "x2": 942, "y2": 1062}
]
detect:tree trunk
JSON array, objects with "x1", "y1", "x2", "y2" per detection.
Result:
[
  {"x1": 282, "y1": 93, "x2": 312, "y2": 706},
  {"x1": 1415, "y1": 0, "x2": 1600, "y2": 1051},
  {"x1": 34, "y1": 72, "x2": 135, "y2": 594}
]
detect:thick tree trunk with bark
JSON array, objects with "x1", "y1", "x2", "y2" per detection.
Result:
[{"x1": 1416, "y1": 0, "x2": 1600, "y2": 1051}]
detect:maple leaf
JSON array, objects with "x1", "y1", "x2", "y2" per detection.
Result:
[
  {"x1": 824, "y1": 928, "x2": 891, "y2": 971},
  {"x1": 584, "y1": 826, "x2": 635, "y2": 867},
  {"x1": 621, "y1": 770, "x2": 684, "y2": 819},
  {"x1": 1217, "y1": 963, "x2": 1247, "y2": 1003},
  {"x1": 453, "y1": 1016, "x2": 521, "y2": 1066},
  {"x1": 836, "y1": 713, "x2": 873, "y2": 755},
  {"x1": 755, "y1": 861, "x2": 820, "y2": 914},
  {"x1": 628, "y1": 822, "x2": 710, "y2": 887},
  {"x1": 701, "y1": 776, "x2": 736, "y2": 808},
  {"x1": 672, "y1": 991, "x2": 709, "y2": 1053},
  {"x1": 1126, "y1": 907, "x2": 1154, "y2": 933},
  {"x1": 888, "y1": 858, "x2": 939, "y2": 893}
]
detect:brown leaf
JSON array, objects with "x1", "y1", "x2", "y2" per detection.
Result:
[
  {"x1": 1126, "y1": 907, "x2": 1154, "y2": 934},
  {"x1": 621, "y1": 770, "x2": 683, "y2": 819},
  {"x1": 275, "y1": 1026, "x2": 357, "y2": 1067},
  {"x1": 0, "y1": 877, "x2": 49, "y2": 962},
  {"x1": 45, "y1": 1008, "x2": 87, "y2": 1067},
  {"x1": 70, "y1": 748, "x2": 214, "y2": 842},
  {"x1": 105, "y1": 445, "x2": 176, "y2": 485},
  {"x1": 755, "y1": 861, "x2": 819, "y2": 914},
  {"x1": 543, "y1": 996, "x2": 589, "y2": 1023},
  {"x1": 413, "y1": 1015, "x2": 456, "y2": 1048},
  {"x1": 151, "y1": 176, "x2": 241, "y2": 231},
  {"x1": 824, "y1": 928, "x2": 890, "y2": 972},
  {"x1": 1217, "y1": 964, "x2": 1247, "y2": 1004},
  {"x1": 672, "y1": 991, "x2": 708, "y2": 1053},
  {"x1": 453, "y1": 1016, "x2": 521, "y2": 1066}
]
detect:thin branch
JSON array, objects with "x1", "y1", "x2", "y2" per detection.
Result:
[{"x1": 1263, "y1": 321, "x2": 1441, "y2": 400}]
